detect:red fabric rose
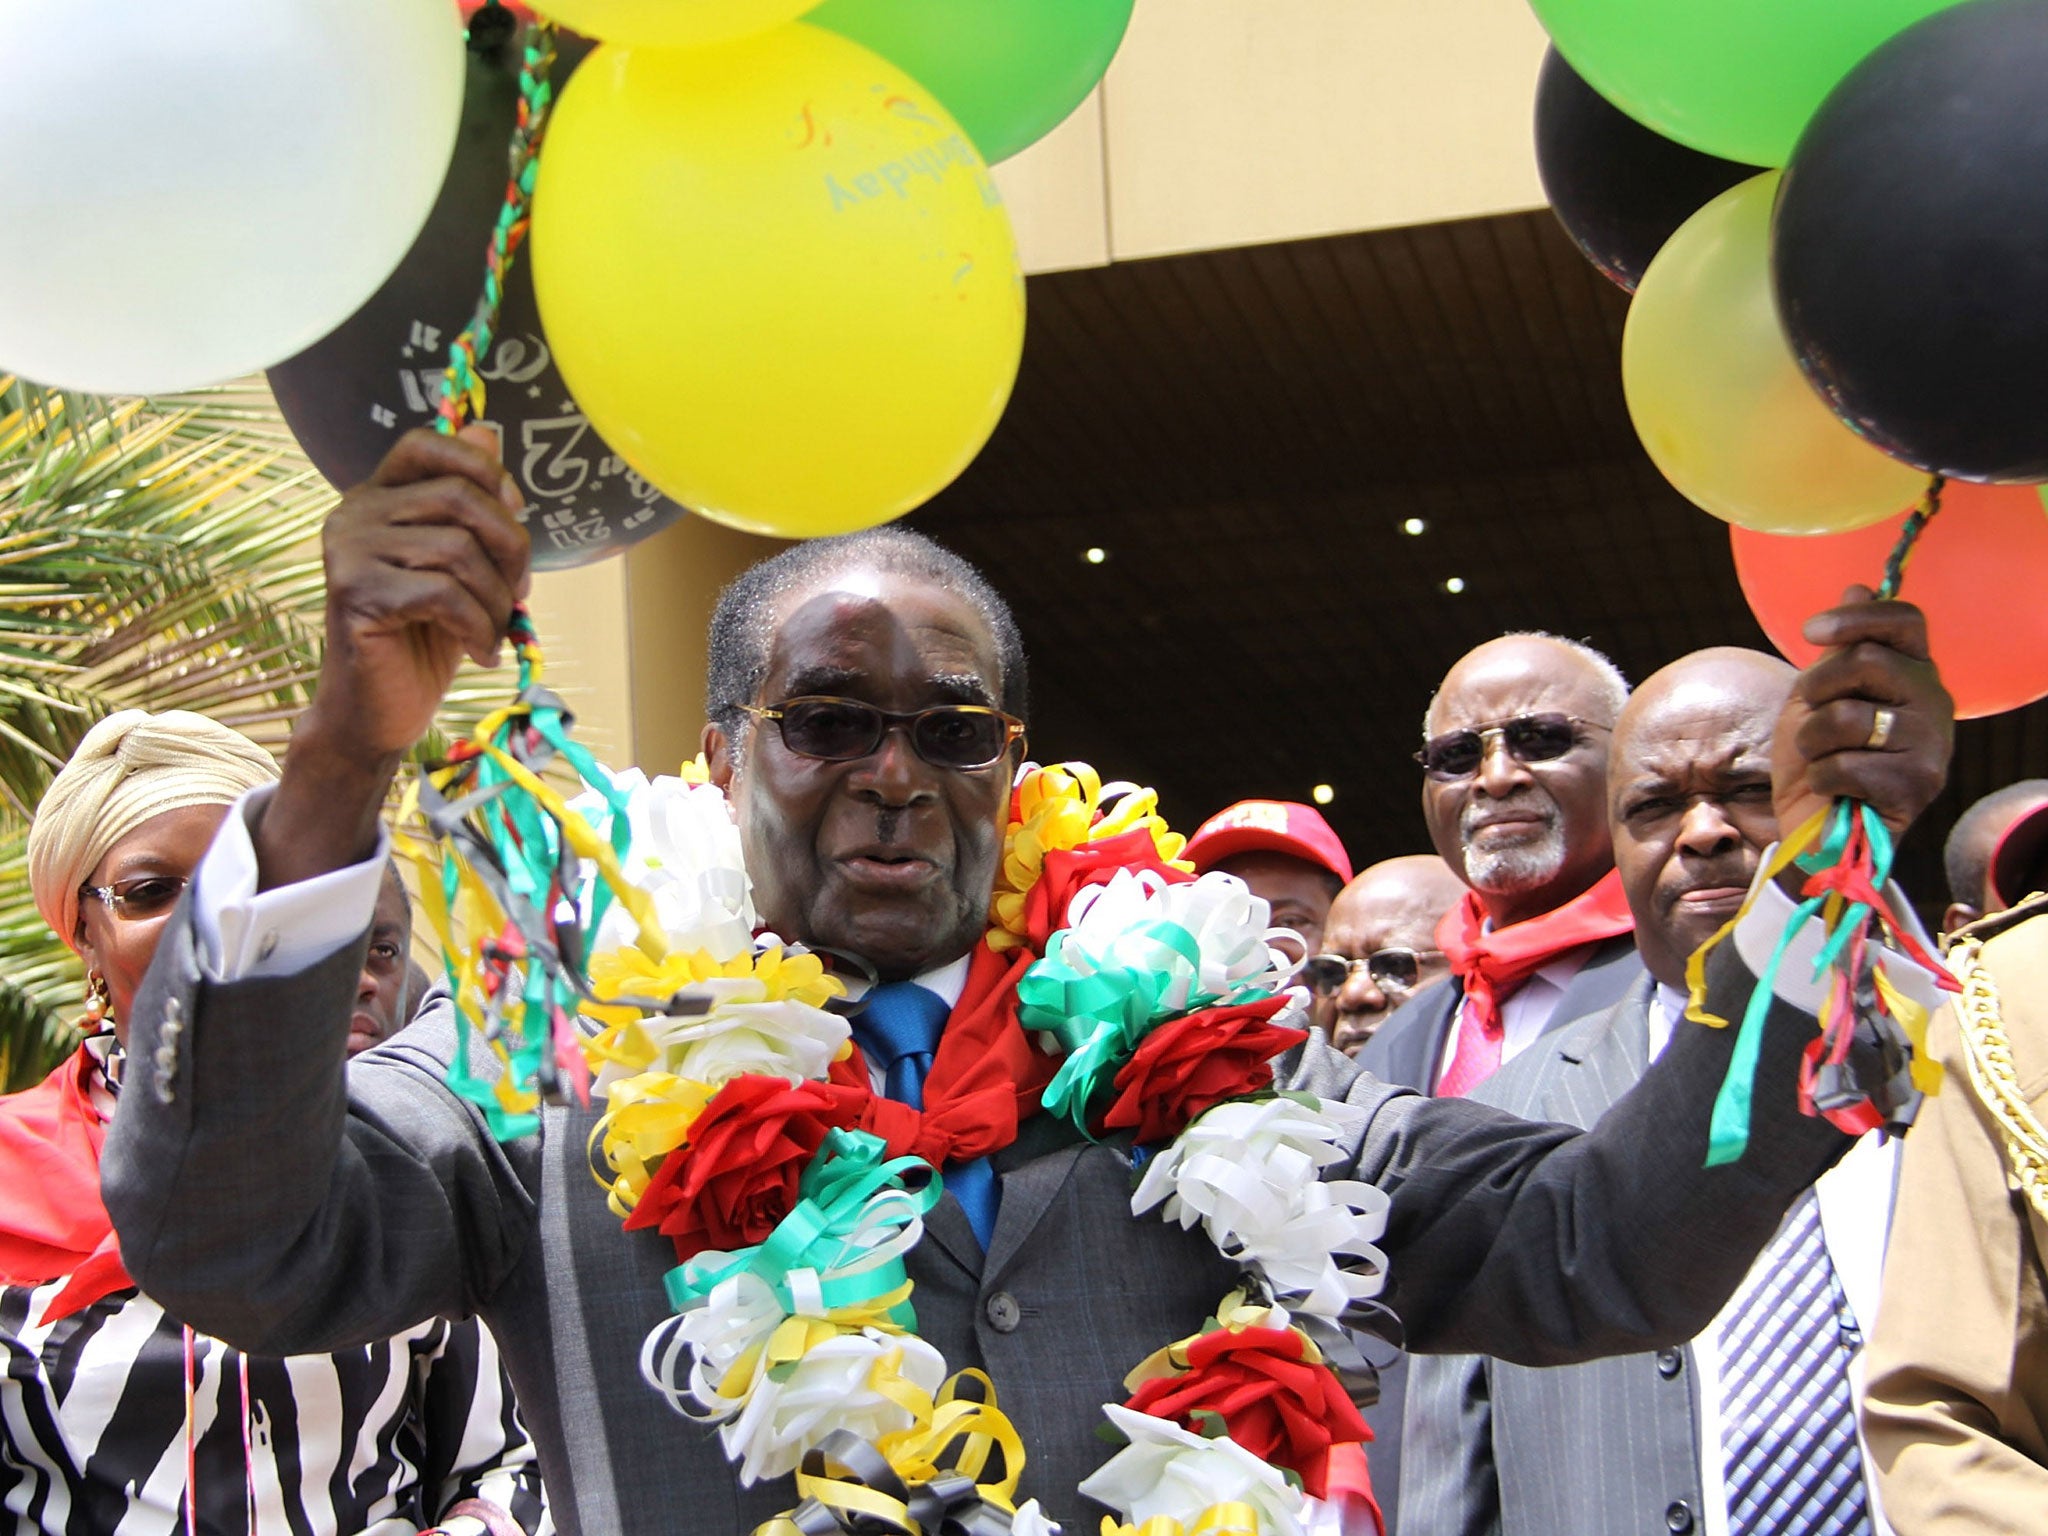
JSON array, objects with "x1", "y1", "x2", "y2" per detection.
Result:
[
  {"x1": 1124, "y1": 1325, "x2": 1370, "y2": 1499},
  {"x1": 623, "y1": 1075, "x2": 864, "y2": 1263},
  {"x1": 1098, "y1": 997, "x2": 1308, "y2": 1144},
  {"x1": 1019, "y1": 828, "x2": 1194, "y2": 953}
]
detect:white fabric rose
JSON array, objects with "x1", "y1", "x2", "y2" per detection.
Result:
[
  {"x1": 1076, "y1": 1405, "x2": 1307, "y2": 1536},
  {"x1": 715, "y1": 1328, "x2": 946, "y2": 1486},
  {"x1": 1132, "y1": 1098, "x2": 1390, "y2": 1315},
  {"x1": 592, "y1": 978, "x2": 849, "y2": 1098},
  {"x1": 571, "y1": 768, "x2": 755, "y2": 960}
]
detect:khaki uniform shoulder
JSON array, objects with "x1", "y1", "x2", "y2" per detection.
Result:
[{"x1": 1950, "y1": 891, "x2": 2048, "y2": 954}]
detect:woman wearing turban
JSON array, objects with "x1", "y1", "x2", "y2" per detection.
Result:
[{"x1": 0, "y1": 709, "x2": 549, "y2": 1535}]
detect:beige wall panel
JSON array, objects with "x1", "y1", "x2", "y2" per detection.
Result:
[
  {"x1": 1103, "y1": 0, "x2": 1548, "y2": 259},
  {"x1": 525, "y1": 558, "x2": 636, "y2": 767},
  {"x1": 622, "y1": 518, "x2": 788, "y2": 777},
  {"x1": 992, "y1": 91, "x2": 1112, "y2": 275}
]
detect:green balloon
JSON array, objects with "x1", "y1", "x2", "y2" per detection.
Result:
[
  {"x1": 806, "y1": 0, "x2": 1136, "y2": 164},
  {"x1": 1530, "y1": 0, "x2": 1971, "y2": 166}
]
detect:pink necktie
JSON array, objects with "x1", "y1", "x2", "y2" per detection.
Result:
[{"x1": 1436, "y1": 988, "x2": 1505, "y2": 1098}]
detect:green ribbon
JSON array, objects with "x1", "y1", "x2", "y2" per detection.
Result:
[
  {"x1": 1019, "y1": 920, "x2": 1277, "y2": 1135},
  {"x1": 663, "y1": 1129, "x2": 940, "y2": 1326},
  {"x1": 1704, "y1": 801, "x2": 1898, "y2": 1167}
]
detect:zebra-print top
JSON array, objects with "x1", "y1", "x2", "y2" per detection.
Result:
[{"x1": 0, "y1": 1277, "x2": 549, "y2": 1535}]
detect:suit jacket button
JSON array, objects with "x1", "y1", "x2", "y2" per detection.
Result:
[
  {"x1": 1665, "y1": 1501, "x2": 1694, "y2": 1534},
  {"x1": 984, "y1": 1291, "x2": 1022, "y2": 1333},
  {"x1": 1656, "y1": 1348, "x2": 1684, "y2": 1378}
]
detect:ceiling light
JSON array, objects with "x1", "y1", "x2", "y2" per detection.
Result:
[
  {"x1": 1402, "y1": 517, "x2": 1426, "y2": 536},
  {"x1": 1083, "y1": 547, "x2": 1107, "y2": 565},
  {"x1": 1312, "y1": 783, "x2": 1335, "y2": 806},
  {"x1": 1443, "y1": 576, "x2": 1466, "y2": 595}
]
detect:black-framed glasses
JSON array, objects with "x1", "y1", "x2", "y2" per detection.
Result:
[
  {"x1": 1415, "y1": 713, "x2": 1608, "y2": 781},
  {"x1": 1299, "y1": 947, "x2": 1438, "y2": 996},
  {"x1": 741, "y1": 696, "x2": 1026, "y2": 771},
  {"x1": 78, "y1": 874, "x2": 189, "y2": 920}
]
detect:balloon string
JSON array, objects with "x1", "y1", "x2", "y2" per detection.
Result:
[
  {"x1": 434, "y1": 15, "x2": 559, "y2": 436},
  {"x1": 1878, "y1": 473, "x2": 1946, "y2": 600}
]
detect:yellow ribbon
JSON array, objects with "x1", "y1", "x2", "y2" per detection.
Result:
[
  {"x1": 877, "y1": 1370, "x2": 1025, "y2": 1506},
  {"x1": 988, "y1": 763, "x2": 1192, "y2": 951},
  {"x1": 1685, "y1": 810, "x2": 1826, "y2": 1027}
]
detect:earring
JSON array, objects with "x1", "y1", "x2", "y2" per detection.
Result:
[{"x1": 82, "y1": 971, "x2": 109, "y2": 1031}]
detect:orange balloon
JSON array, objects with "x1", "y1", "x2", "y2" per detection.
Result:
[{"x1": 1731, "y1": 481, "x2": 2048, "y2": 718}]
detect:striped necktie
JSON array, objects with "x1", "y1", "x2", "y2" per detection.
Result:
[
  {"x1": 852, "y1": 982, "x2": 999, "y2": 1251},
  {"x1": 1715, "y1": 1190, "x2": 1873, "y2": 1536}
]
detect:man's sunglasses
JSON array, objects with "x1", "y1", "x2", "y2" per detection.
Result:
[
  {"x1": 741, "y1": 696, "x2": 1026, "y2": 771},
  {"x1": 1299, "y1": 948, "x2": 1437, "y2": 995},
  {"x1": 1414, "y1": 712, "x2": 1608, "y2": 781},
  {"x1": 78, "y1": 873, "x2": 189, "y2": 921}
]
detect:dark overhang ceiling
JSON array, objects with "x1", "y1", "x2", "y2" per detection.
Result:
[{"x1": 909, "y1": 206, "x2": 2048, "y2": 916}]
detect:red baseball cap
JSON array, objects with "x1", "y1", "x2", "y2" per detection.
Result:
[
  {"x1": 1992, "y1": 800, "x2": 2048, "y2": 908},
  {"x1": 1183, "y1": 800, "x2": 1354, "y2": 885}
]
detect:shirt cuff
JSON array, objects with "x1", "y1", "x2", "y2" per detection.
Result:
[
  {"x1": 1730, "y1": 843, "x2": 1950, "y2": 1020},
  {"x1": 192, "y1": 784, "x2": 390, "y2": 981}
]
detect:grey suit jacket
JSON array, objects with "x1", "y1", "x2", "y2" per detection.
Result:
[
  {"x1": 103, "y1": 907, "x2": 1845, "y2": 1536},
  {"x1": 1399, "y1": 978, "x2": 1896, "y2": 1536},
  {"x1": 1359, "y1": 934, "x2": 1645, "y2": 1096},
  {"x1": 1354, "y1": 931, "x2": 1642, "y2": 1532}
]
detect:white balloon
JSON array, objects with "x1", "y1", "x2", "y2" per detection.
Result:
[{"x1": 0, "y1": 0, "x2": 464, "y2": 395}]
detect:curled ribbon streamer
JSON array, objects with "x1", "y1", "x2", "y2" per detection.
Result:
[
  {"x1": 878, "y1": 1371, "x2": 1025, "y2": 1505},
  {"x1": 1133, "y1": 1100, "x2": 1389, "y2": 1314},
  {"x1": 758, "y1": 1427, "x2": 1038, "y2": 1536},
  {"x1": 664, "y1": 1130, "x2": 941, "y2": 1321},
  {"x1": 989, "y1": 762, "x2": 1191, "y2": 951}
]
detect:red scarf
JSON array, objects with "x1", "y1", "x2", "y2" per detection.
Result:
[
  {"x1": 827, "y1": 940, "x2": 1059, "y2": 1167},
  {"x1": 1435, "y1": 867, "x2": 1635, "y2": 1034},
  {"x1": 0, "y1": 1044, "x2": 135, "y2": 1324}
]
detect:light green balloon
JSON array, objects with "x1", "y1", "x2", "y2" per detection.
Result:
[
  {"x1": 806, "y1": 0, "x2": 1136, "y2": 165},
  {"x1": 1531, "y1": 0, "x2": 1972, "y2": 165}
]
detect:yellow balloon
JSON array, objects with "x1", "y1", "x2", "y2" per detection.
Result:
[
  {"x1": 532, "y1": 0, "x2": 818, "y2": 49},
  {"x1": 1622, "y1": 170, "x2": 1924, "y2": 535},
  {"x1": 531, "y1": 26, "x2": 1025, "y2": 538}
]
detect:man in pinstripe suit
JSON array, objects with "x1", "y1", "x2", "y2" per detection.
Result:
[{"x1": 1400, "y1": 647, "x2": 1901, "y2": 1536}]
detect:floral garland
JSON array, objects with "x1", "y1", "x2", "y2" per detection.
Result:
[{"x1": 436, "y1": 762, "x2": 1388, "y2": 1536}]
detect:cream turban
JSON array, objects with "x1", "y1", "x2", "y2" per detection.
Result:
[{"x1": 27, "y1": 709, "x2": 279, "y2": 948}]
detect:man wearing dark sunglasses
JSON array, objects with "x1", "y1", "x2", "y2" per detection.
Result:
[
  {"x1": 105, "y1": 430, "x2": 1957, "y2": 1536},
  {"x1": 1404, "y1": 644, "x2": 1921, "y2": 1536},
  {"x1": 1362, "y1": 634, "x2": 1645, "y2": 1108},
  {"x1": 1304, "y1": 855, "x2": 1468, "y2": 1056}
]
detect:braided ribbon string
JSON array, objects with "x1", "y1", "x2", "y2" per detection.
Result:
[
  {"x1": 435, "y1": 10, "x2": 558, "y2": 438},
  {"x1": 1687, "y1": 473, "x2": 1960, "y2": 1164},
  {"x1": 398, "y1": 10, "x2": 665, "y2": 1137}
]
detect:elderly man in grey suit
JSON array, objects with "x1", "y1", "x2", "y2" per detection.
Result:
[
  {"x1": 100, "y1": 433, "x2": 1951, "y2": 1534},
  {"x1": 1357, "y1": 632, "x2": 1648, "y2": 1525},
  {"x1": 1401, "y1": 646, "x2": 1908, "y2": 1536}
]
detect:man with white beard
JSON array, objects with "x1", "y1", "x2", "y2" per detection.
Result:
[
  {"x1": 1354, "y1": 633, "x2": 1645, "y2": 1533},
  {"x1": 1360, "y1": 633, "x2": 1645, "y2": 1097}
]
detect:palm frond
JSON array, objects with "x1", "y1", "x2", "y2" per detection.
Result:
[{"x1": 0, "y1": 375, "x2": 513, "y2": 1086}]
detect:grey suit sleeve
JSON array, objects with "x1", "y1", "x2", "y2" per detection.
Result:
[
  {"x1": 100, "y1": 906, "x2": 539, "y2": 1355},
  {"x1": 1397, "y1": 1353, "x2": 1500, "y2": 1536},
  {"x1": 1285, "y1": 936, "x2": 1847, "y2": 1366}
]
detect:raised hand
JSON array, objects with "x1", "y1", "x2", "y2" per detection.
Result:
[
  {"x1": 257, "y1": 427, "x2": 529, "y2": 890},
  {"x1": 1771, "y1": 584, "x2": 1954, "y2": 844}
]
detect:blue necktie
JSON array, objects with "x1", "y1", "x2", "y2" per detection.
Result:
[{"x1": 852, "y1": 981, "x2": 999, "y2": 1251}]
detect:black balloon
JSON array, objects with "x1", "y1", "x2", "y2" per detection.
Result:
[
  {"x1": 1775, "y1": 0, "x2": 2048, "y2": 482},
  {"x1": 269, "y1": 21, "x2": 687, "y2": 569},
  {"x1": 1534, "y1": 48, "x2": 1760, "y2": 294}
]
